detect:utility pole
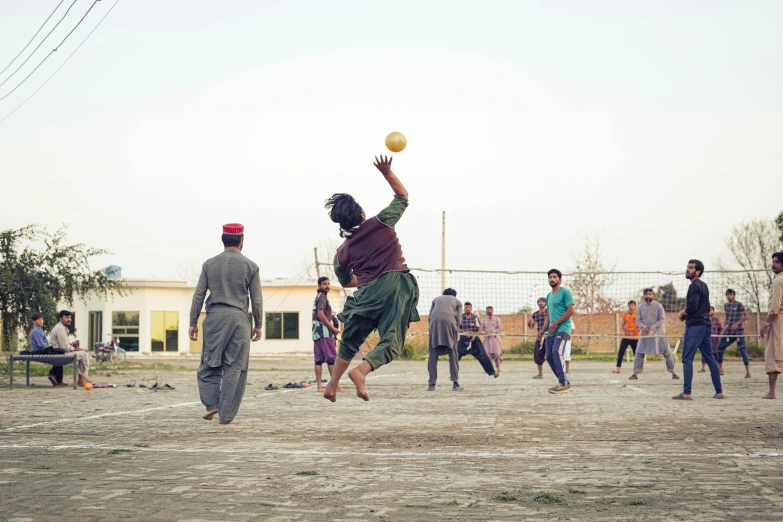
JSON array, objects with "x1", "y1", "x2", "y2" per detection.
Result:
[
  {"x1": 314, "y1": 247, "x2": 321, "y2": 279},
  {"x1": 441, "y1": 211, "x2": 446, "y2": 292}
]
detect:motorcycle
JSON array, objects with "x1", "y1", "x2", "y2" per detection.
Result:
[{"x1": 93, "y1": 335, "x2": 127, "y2": 364}]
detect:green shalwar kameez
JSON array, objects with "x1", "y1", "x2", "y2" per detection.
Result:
[{"x1": 334, "y1": 197, "x2": 420, "y2": 370}]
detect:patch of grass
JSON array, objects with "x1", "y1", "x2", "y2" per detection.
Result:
[
  {"x1": 107, "y1": 448, "x2": 130, "y2": 455},
  {"x1": 534, "y1": 492, "x2": 566, "y2": 505},
  {"x1": 491, "y1": 490, "x2": 518, "y2": 501},
  {"x1": 295, "y1": 470, "x2": 319, "y2": 476},
  {"x1": 627, "y1": 498, "x2": 650, "y2": 506},
  {"x1": 446, "y1": 499, "x2": 459, "y2": 506},
  {"x1": 642, "y1": 460, "x2": 652, "y2": 464},
  {"x1": 568, "y1": 488, "x2": 586, "y2": 494}
]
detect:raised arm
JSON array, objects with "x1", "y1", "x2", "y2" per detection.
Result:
[{"x1": 374, "y1": 155, "x2": 408, "y2": 200}]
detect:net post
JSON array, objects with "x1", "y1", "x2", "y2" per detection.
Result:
[
  {"x1": 614, "y1": 312, "x2": 620, "y2": 353},
  {"x1": 314, "y1": 247, "x2": 321, "y2": 279},
  {"x1": 756, "y1": 312, "x2": 761, "y2": 340}
]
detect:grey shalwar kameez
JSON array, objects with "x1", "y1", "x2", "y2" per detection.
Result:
[
  {"x1": 428, "y1": 295, "x2": 462, "y2": 386},
  {"x1": 634, "y1": 300, "x2": 676, "y2": 374},
  {"x1": 190, "y1": 248, "x2": 263, "y2": 423}
]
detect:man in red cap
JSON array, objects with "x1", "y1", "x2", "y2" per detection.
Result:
[
  {"x1": 189, "y1": 223, "x2": 263, "y2": 424},
  {"x1": 322, "y1": 155, "x2": 420, "y2": 402}
]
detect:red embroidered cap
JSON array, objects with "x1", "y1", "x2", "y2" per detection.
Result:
[{"x1": 223, "y1": 223, "x2": 244, "y2": 235}]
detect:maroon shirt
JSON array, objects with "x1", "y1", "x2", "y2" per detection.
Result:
[{"x1": 335, "y1": 196, "x2": 409, "y2": 286}]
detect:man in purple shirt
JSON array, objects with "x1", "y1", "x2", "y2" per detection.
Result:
[{"x1": 29, "y1": 312, "x2": 66, "y2": 386}]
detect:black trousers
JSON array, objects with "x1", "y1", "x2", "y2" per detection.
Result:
[
  {"x1": 39, "y1": 347, "x2": 66, "y2": 382},
  {"x1": 616, "y1": 339, "x2": 638, "y2": 367},
  {"x1": 457, "y1": 336, "x2": 496, "y2": 376}
]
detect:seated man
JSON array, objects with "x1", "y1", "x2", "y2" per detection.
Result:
[
  {"x1": 29, "y1": 312, "x2": 66, "y2": 386},
  {"x1": 50, "y1": 310, "x2": 91, "y2": 387}
]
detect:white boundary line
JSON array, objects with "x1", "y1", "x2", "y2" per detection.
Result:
[
  {"x1": 2, "y1": 372, "x2": 410, "y2": 432},
  {"x1": 0, "y1": 444, "x2": 781, "y2": 460}
]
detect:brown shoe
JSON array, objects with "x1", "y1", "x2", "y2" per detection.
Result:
[{"x1": 549, "y1": 384, "x2": 572, "y2": 394}]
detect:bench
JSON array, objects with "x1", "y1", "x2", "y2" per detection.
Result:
[{"x1": 9, "y1": 353, "x2": 79, "y2": 390}]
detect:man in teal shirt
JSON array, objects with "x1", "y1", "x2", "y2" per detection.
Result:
[{"x1": 536, "y1": 269, "x2": 575, "y2": 394}]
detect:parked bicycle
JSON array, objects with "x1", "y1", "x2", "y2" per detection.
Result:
[{"x1": 93, "y1": 335, "x2": 127, "y2": 364}]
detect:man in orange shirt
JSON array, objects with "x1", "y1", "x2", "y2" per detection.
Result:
[{"x1": 614, "y1": 300, "x2": 640, "y2": 373}]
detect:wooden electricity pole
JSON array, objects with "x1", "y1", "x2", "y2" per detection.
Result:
[{"x1": 441, "y1": 211, "x2": 446, "y2": 292}]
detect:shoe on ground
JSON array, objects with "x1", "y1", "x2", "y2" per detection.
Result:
[
  {"x1": 698, "y1": 369, "x2": 706, "y2": 373},
  {"x1": 549, "y1": 384, "x2": 572, "y2": 394},
  {"x1": 532, "y1": 375, "x2": 543, "y2": 379},
  {"x1": 452, "y1": 383, "x2": 462, "y2": 391},
  {"x1": 745, "y1": 374, "x2": 752, "y2": 379},
  {"x1": 493, "y1": 372, "x2": 499, "y2": 378},
  {"x1": 629, "y1": 375, "x2": 638, "y2": 380},
  {"x1": 672, "y1": 374, "x2": 680, "y2": 380},
  {"x1": 426, "y1": 385, "x2": 435, "y2": 391},
  {"x1": 613, "y1": 368, "x2": 621, "y2": 374}
]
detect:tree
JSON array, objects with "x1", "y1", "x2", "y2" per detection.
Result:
[
  {"x1": 0, "y1": 225, "x2": 127, "y2": 350},
  {"x1": 717, "y1": 219, "x2": 782, "y2": 312},
  {"x1": 655, "y1": 282, "x2": 686, "y2": 312},
  {"x1": 777, "y1": 210, "x2": 783, "y2": 244},
  {"x1": 569, "y1": 233, "x2": 617, "y2": 352}
]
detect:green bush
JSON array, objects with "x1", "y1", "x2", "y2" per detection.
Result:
[{"x1": 725, "y1": 342, "x2": 764, "y2": 359}]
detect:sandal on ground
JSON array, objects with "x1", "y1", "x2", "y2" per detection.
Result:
[
  {"x1": 265, "y1": 383, "x2": 279, "y2": 390},
  {"x1": 713, "y1": 394, "x2": 725, "y2": 399},
  {"x1": 48, "y1": 374, "x2": 58, "y2": 386},
  {"x1": 629, "y1": 375, "x2": 638, "y2": 380},
  {"x1": 672, "y1": 393, "x2": 693, "y2": 400},
  {"x1": 126, "y1": 380, "x2": 136, "y2": 387},
  {"x1": 698, "y1": 369, "x2": 706, "y2": 373}
]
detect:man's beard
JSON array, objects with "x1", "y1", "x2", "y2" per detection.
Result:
[
  {"x1": 549, "y1": 281, "x2": 557, "y2": 287},
  {"x1": 645, "y1": 298, "x2": 653, "y2": 303}
]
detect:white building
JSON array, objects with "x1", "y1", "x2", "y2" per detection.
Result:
[{"x1": 68, "y1": 278, "x2": 343, "y2": 356}]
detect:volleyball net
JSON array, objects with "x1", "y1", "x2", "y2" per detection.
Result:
[{"x1": 316, "y1": 262, "x2": 773, "y2": 353}]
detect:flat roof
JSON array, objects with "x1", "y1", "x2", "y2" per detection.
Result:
[{"x1": 120, "y1": 278, "x2": 340, "y2": 290}]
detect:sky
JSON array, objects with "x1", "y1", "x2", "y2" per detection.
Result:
[{"x1": 1, "y1": 0, "x2": 781, "y2": 281}]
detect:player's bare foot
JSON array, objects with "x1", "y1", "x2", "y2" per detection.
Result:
[
  {"x1": 203, "y1": 408, "x2": 218, "y2": 421},
  {"x1": 348, "y1": 368, "x2": 369, "y2": 401},
  {"x1": 323, "y1": 386, "x2": 337, "y2": 402},
  {"x1": 337, "y1": 386, "x2": 346, "y2": 393},
  {"x1": 762, "y1": 393, "x2": 776, "y2": 399},
  {"x1": 219, "y1": 420, "x2": 238, "y2": 425},
  {"x1": 317, "y1": 386, "x2": 324, "y2": 393}
]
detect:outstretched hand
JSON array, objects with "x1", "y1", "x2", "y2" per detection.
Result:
[{"x1": 374, "y1": 155, "x2": 393, "y2": 176}]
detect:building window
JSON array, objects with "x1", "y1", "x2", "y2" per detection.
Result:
[
  {"x1": 112, "y1": 311, "x2": 140, "y2": 352},
  {"x1": 151, "y1": 311, "x2": 179, "y2": 352},
  {"x1": 265, "y1": 312, "x2": 299, "y2": 340}
]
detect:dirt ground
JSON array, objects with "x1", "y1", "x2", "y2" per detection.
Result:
[{"x1": 1, "y1": 358, "x2": 782, "y2": 521}]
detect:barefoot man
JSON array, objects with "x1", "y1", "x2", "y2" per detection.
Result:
[
  {"x1": 189, "y1": 224, "x2": 263, "y2": 424},
  {"x1": 323, "y1": 155, "x2": 420, "y2": 402},
  {"x1": 312, "y1": 276, "x2": 344, "y2": 394},
  {"x1": 761, "y1": 252, "x2": 783, "y2": 399}
]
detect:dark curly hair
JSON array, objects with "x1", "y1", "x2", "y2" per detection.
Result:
[{"x1": 325, "y1": 193, "x2": 364, "y2": 231}]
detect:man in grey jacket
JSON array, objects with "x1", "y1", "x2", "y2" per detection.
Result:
[
  {"x1": 427, "y1": 288, "x2": 462, "y2": 391},
  {"x1": 50, "y1": 310, "x2": 91, "y2": 386},
  {"x1": 189, "y1": 223, "x2": 263, "y2": 425}
]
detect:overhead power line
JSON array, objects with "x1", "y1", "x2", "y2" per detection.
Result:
[
  {"x1": 0, "y1": 0, "x2": 79, "y2": 88},
  {"x1": 0, "y1": 0, "x2": 102, "y2": 103},
  {"x1": 0, "y1": 0, "x2": 66, "y2": 78},
  {"x1": 0, "y1": 0, "x2": 121, "y2": 124}
]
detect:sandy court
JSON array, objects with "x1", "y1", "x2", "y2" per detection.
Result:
[{"x1": 1, "y1": 359, "x2": 782, "y2": 521}]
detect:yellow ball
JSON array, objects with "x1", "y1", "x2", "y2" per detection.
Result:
[{"x1": 385, "y1": 132, "x2": 407, "y2": 153}]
